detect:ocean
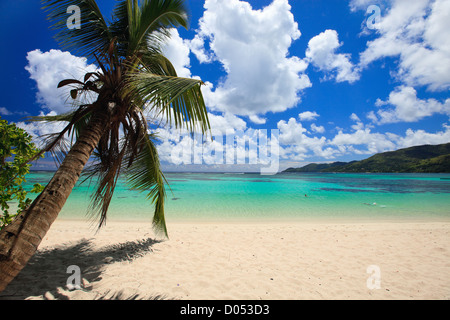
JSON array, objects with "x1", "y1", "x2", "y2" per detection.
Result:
[{"x1": 21, "y1": 171, "x2": 450, "y2": 223}]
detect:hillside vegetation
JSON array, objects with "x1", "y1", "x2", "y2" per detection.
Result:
[{"x1": 283, "y1": 143, "x2": 450, "y2": 173}]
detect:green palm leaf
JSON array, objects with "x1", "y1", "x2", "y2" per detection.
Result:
[
  {"x1": 110, "y1": 0, "x2": 189, "y2": 58},
  {"x1": 133, "y1": 0, "x2": 189, "y2": 54},
  {"x1": 26, "y1": 107, "x2": 94, "y2": 162},
  {"x1": 126, "y1": 72, "x2": 210, "y2": 133},
  {"x1": 140, "y1": 50, "x2": 179, "y2": 77},
  {"x1": 41, "y1": 0, "x2": 112, "y2": 60},
  {"x1": 125, "y1": 133, "x2": 168, "y2": 237}
]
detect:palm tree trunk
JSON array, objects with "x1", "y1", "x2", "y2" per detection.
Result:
[{"x1": 0, "y1": 109, "x2": 107, "y2": 292}]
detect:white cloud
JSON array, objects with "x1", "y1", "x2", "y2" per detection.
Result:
[
  {"x1": 305, "y1": 29, "x2": 360, "y2": 83},
  {"x1": 396, "y1": 124, "x2": 450, "y2": 149},
  {"x1": 330, "y1": 127, "x2": 397, "y2": 155},
  {"x1": 369, "y1": 86, "x2": 450, "y2": 124},
  {"x1": 189, "y1": 33, "x2": 214, "y2": 64},
  {"x1": 276, "y1": 112, "x2": 450, "y2": 161},
  {"x1": 328, "y1": 114, "x2": 450, "y2": 157},
  {"x1": 298, "y1": 111, "x2": 319, "y2": 121},
  {"x1": 188, "y1": 0, "x2": 311, "y2": 117},
  {"x1": 207, "y1": 112, "x2": 247, "y2": 134},
  {"x1": 359, "y1": 0, "x2": 450, "y2": 91},
  {"x1": 161, "y1": 29, "x2": 192, "y2": 78},
  {"x1": 278, "y1": 118, "x2": 307, "y2": 145},
  {"x1": 349, "y1": 0, "x2": 386, "y2": 12},
  {"x1": 158, "y1": 111, "x2": 450, "y2": 168},
  {"x1": 155, "y1": 111, "x2": 248, "y2": 163},
  {"x1": 277, "y1": 118, "x2": 334, "y2": 160},
  {"x1": 310, "y1": 123, "x2": 325, "y2": 134},
  {"x1": 275, "y1": 115, "x2": 440, "y2": 160},
  {"x1": 25, "y1": 49, "x2": 98, "y2": 114},
  {"x1": 248, "y1": 115, "x2": 267, "y2": 125},
  {"x1": 350, "y1": 112, "x2": 373, "y2": 131},
  {"x1": 350, "y1": 113, "x2": 361, "y2": 122},
  {"x1": 424, "y1": 0, "x2": 450, "y2": 55},
  {"x1": 20, "y1": 50, "x2": 100, "y2": 145}
]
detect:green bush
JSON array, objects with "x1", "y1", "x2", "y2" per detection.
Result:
[{"x1": 0, "y1": 117, "x2": 44, "y2": 230}]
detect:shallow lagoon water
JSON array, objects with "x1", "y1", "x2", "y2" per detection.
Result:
[{"x1": 23, "y1": 171, "x2": 450, "y2": 223}]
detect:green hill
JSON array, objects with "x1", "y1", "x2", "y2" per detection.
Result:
[
  {"x1": 283, "y1": 143, "x2": 450, "y2": 173},
  {"x1": 284, "y1": 161, "x2": 350, "y2": 173}
]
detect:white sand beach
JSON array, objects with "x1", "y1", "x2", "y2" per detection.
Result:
[{"x1": 0, "y1": 219, "x2": 449, "y2": 300}]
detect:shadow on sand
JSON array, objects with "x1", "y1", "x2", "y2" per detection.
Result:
[{"x1": 0, "y1": 237, "x2": 171, "y2": 300}]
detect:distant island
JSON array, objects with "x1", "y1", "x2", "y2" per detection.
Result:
[{"x1": 283, "y1": 143, "x2": 450, "y2": 173}]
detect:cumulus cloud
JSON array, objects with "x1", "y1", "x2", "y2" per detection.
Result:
[
  {"x1": 161, "y1": 29, "x2": 192, "y2": 78},
  {"x1": 368, "y1": 86, "x2": 450, "y2": 124},
  {"x1": 154, "y1": 111, "x2": 249, "y2": 162},
  {"x1": 298, "y1": 111, "x2": 319, "y2": 121},
  {"x1": 277, "y1": 117, "x2": 334, "y2": 160},
  {"x1": 188, "y1": 0, "x2": 311, "y2": 118},
  {"x1": 330, "y1": 128, "x2": 397, "y2": 155},
  {"x1": 396, "y1": 124, "x2": 450, "y2": 149},
  {"x1": 248, "y1": 115, "x2": 267, "y2": 125},
  {"x1": 305, "y1": 29, "x2": 360, "y2": 83},
  {"x1": 328, "y1": 114, "x2": 450, "y2": 157},
  {"x1": 207, "y1": 112, "x2": 247, "y2": 134},
  {"x1": 278, "y1": 118, "x2": 308, "y2": 145},
  {"x1": 158, "y1": 110, "x2": 450, "y2": 168},
  {"x1": 19, "y1": 49, "x2": 100, "y2": 144},
  {"x1": 25, "y1": 49, "x2": 98, "y2": 114},
  {"x1": 155, "y1": 115, "x2": 280, "y2": 172},
  {"x1": 276, "y1": 116, "x2": 394, "y2": 160},
  {"x1": 310, "y1": 123, "x2": 325, "y2": 134},
  {"x1": 359, "y1": 0, "x2": 450, "y2": 91},
  {"x1": 275, "y1": 111, "x2": 450, "y2": 163}
]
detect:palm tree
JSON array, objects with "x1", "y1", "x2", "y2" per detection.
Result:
[{"x1": 0, "y1": 0, "x2": 210, "y2": 292}]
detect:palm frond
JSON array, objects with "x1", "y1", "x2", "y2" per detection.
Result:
[
  {"x1": 109, "y1": 0, "x2": 131, "y2": 58},
  {"x1": 139, "y1": 50, "x2": 178, "y2": 77},
  {"x1": 86, "y1": 124, "x2": 126, "y2": 229},
  {"x1": 125, "y1": 72, "x2": 210, "y2": 134},
  {"x1": 41, "y1": 0, "x2": 112, "y2": 60},
  {"x1": 27, "y1": 111, "x2": 77, "y2": 123},
  {"x1": 26, "y1": 106, "x2": 94, "y2": 162},
  {"x1": 36, "y1": 132, "x2": 72, "y2": 166},
  {"x1": 125, "y1": 133, "x2": 168, "y2": 237},
  {"x1": 128, "y1": 0, "x2": 189, "y2": 55}
]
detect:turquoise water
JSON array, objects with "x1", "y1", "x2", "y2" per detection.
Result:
[{"x1": 21, "y1": 171, "x2": 450, "y2": 223}]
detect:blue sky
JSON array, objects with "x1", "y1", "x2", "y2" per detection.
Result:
[{"x1": 1, "y1": 0, "x2": 449, "y2": 172}]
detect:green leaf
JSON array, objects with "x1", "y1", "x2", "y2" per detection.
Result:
[
  {"x1": 0, "y1": 116, "x2": 43, "y2": 230},
  {"x1": 125, "y1": 133, "x2": 168, "y2": 237},
  {"x1": 41, "y1": 0, "x2": 112, "y2": 60},
  {"x1": 125, "y1": 72, "x2": 210, "y2": 134}
]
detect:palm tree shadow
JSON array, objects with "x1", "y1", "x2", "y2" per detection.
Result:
[{"x1": 0, "y1": 237, "x2": 169, "y2": 300}]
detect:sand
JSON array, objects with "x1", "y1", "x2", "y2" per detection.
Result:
[{"x1": 0, "y1": 218, "x2": 449, "y2": 300}]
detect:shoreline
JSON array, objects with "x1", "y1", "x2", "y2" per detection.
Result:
[
  {"x1": 1, "y1": 218, "x2": 449, "y2": 300},
  {"x1": 56, "y1": 214, "x2": 450, "y2": 225}
]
